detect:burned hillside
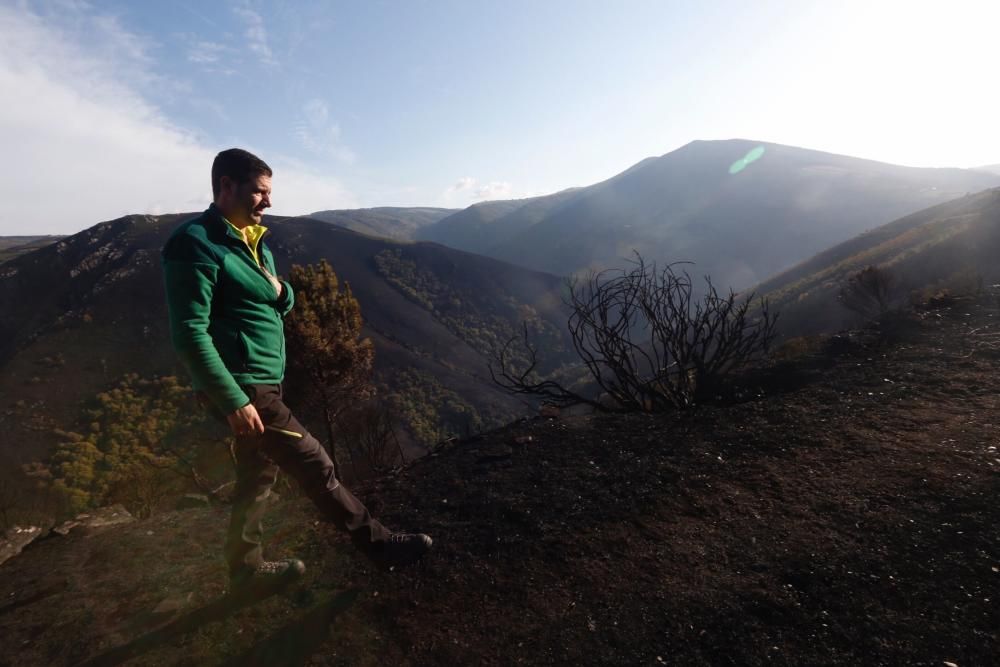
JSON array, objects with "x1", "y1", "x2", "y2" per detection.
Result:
[{"x1": 0, "y1": 297, "x2": 997, "y2": 665}]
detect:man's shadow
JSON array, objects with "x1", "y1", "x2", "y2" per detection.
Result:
[
  {"x1": 77, "y1": 585, "x2": 361, "y2": 667},
  {"x1": 219, "y1": 587, "x2": 362, "y2": 666}
]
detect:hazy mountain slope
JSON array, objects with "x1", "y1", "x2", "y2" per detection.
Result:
[
  {"x1": 973, "y1": 164, "x2": 1000, "y2": 176},
  {"x1": 417, "y1": 189, "x2": 581, "y2": 254},
  {"x1": 2, "y1": 299, "x2": 996, "y2": 665},
  {"x1": 419, "y1": 140, "x2": 1000, "y2": 289},
  {"x1": 756, "y1": 188, "x2": 1000, "y2": 337},
  {"x1": 0, "y1": 213, "x2": 570, "y2": 465},
  {"x1": 0, "y1": 236, "x2": 65, "y2": 263},
  {"x1": 305, "y1": 207, "x2": 455, "y2": 241}
]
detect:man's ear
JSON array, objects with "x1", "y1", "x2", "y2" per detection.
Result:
[{"x1": 217, "y1": 175, "x2": 236, "y2": 201}]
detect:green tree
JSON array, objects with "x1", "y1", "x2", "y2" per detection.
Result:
[
  {"x1": 47, "y1": 374, "x2": 211, "y2": 517},
  {"x1": 285, "y1": 260, "x2": 375, "y2": 478}
]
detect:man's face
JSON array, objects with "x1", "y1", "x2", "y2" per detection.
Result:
[{"x1": 219, "y1": 172, "x2": 272, "y2": 227}]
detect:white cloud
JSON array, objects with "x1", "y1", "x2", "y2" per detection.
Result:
[
  {"x1": 0, "y1": 4, "x2": 354, "y2": 234},
  {"x1": 442, "y1": 176, "x2": 513, "y2": 206},
  {"x1": 232, "y1": 3, "x2": 276, "y2": 67},
  {"x1": 475, "y1": 181, "x2": 513, "y2": 200},
  {"x1": 187, "y1": 40, "x2": 227, "y2": 65},
  {"x1": 181, "y1": 35, "x2": 238, "y2": 77},
  {"x1": 447, "y1": 177, "x2": 476, "y2": 193},
  {"x1": 294, "y1": 98, "x2": 356, "y2": 163},
  {"x1": 303, "y1": 99, "x2": 329, "y2": 126}
]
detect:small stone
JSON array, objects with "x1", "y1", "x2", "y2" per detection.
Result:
[
  {"x1": 152, "y1": 593, "x2": 192, "y2": 616},
  {"x1": 175, "y1": 493, "x2": 211, "y2": 510},
  {"x1": 51, "y1": 521, "x2": 81, "y2": 537}
]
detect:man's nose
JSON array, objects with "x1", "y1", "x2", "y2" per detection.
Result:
[{"x1": 262, "y1": 194, "x2": 271, "y2": 208}]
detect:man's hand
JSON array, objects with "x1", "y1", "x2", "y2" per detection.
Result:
[
  {"x1": 262, "y1": 266, "x2": 283, "y2": 298},
  {"x1": 226, "y1": 402, "x2": 265, "y2": 437}
]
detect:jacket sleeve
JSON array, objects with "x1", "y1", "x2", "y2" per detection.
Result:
[{"x1": 162, "y1": 235, "x2": 249, "y2": 414}]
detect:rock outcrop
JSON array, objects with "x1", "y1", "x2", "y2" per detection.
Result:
[{"x1": 0, "y1": 525, "x2": 44, "y2": 567}]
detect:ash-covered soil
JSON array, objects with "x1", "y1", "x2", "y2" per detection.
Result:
[{"x1": 1, "y1": 299, "x2": 997, "y2": 666}]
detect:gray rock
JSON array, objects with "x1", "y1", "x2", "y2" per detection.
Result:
[
  {"x1": 80, "y1": 504, "x2": 135, "y2": 529},
  {"x1": 152, "y1": 592, "x2": 193, "y2": 616},
  {"x1": 0, "y1": 525, "x2": 44, "y2": 567},
  {"x1": 175, "y1": 493, "x2": 211, "y2": 510},
  {"x1": 51, "y1": 521, "x2": 81, "y2": 537},
  {"x1": 51, "y1": 504, "x2": 135, "y2": 537}
]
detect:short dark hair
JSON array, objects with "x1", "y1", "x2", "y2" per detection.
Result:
[{"x1": 211, "y1": 148, "x2": 272, "y2": 198}]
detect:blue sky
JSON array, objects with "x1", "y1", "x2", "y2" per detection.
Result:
[{"x1": 2, "y1": 0, "x2": 999, "y2": 234}]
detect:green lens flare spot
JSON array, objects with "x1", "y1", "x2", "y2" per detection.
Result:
[
  {"x1": 729, "y1": 145, "x2": 766, "y2": 174},
  {"x1": 745, "y1": 146, "x2": 765, "y2": 163}
]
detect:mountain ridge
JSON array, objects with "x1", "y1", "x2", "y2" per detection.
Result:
[
  {"x1": 304, "y1": 206, "x2": 456, "y2": 241},
  {"x1": 418, "y1": 139, "x2": 1000, "y2": 288}
]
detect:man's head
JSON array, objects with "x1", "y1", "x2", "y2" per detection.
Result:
[{"x1": 212, "y1": 148, "x2": 273, "y2": 228}]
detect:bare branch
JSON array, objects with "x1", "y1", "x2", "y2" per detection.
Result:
[{"x1": 491, "y1": 252, "x2": 778, "y2": 411}]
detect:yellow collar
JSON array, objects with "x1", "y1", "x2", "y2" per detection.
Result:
[{"x1": 224, "y1": 219, "x2": 268, "y2": 265}]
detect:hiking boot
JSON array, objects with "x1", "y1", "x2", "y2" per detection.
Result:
[
  {"x1": 230, "y1": 558, "x2": 306, "y2": 593},
  {"x1": 369, "y1": 533, "x2": 433, "y2": 570}
]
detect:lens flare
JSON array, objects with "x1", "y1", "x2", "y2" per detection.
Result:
[{"x1": 729, "y1": 146, "x2": 766, "y2": 174}]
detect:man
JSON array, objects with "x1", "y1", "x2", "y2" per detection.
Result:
[{"x1": 162, "y1": 148, "x2": 431, "y2": 590}]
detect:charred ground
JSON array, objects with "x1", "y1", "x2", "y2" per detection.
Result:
[{"x1": 1, "y1": 297, "x2": 997, "y2": 666}]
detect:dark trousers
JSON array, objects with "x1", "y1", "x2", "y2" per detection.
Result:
[{"x1": 219, "y1": 384, "x2": 390, "y2": 577}]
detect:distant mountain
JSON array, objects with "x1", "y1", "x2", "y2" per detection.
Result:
[
  {"x1": 0, "y1": 213, "x2": 571, "y2": 466},
  {"x1": 418, "y1": 140, "x2": 1000, "y2": 289},
  {"x1": 306, "y1": 207, "x2": 456, "y2": 241},
  {"x1": 417, "y1": 190, "x2": 581, "y2": 253},
  {"x1": 973, "y1": 164, "x2": 1000, "y2": 176},
  {"x1": 0, "y1": 236, "x2": 65, "y2": 263},
  {"x1": 755, "y1": 187, "x2": 1000, "y2": 337}
]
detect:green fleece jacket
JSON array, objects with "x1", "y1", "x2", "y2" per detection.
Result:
[{"x1": 162, "y1": 204, "x2": 294, "y2": 414}]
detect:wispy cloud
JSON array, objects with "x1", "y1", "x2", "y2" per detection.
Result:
[
  {"x1": 0, "y1": 3, "x2": 354, "y2": 234},
  {"x1": 294, "y1": 98, "x2": 356, "y2": 163},
  {"x1": 232, "y1": 3, "x2": 276, "y2": 67},
  {"x1": 475, "y1": 181, "x2": 513, "y2": 200},
  {"x1": 187, "y1": 40, "x2": 228, "y2": 65},
  {"x1": 443, "y1": 176, "x2": 513, "y2": 206},
  {"x1": 447, "y1": 177, "x2": 476, "y2": 194},
  {"x1": 179, "y1": 3, "x2": 218, "y2": 28},
  {"x1": 181, "y1": 35, "x2": 237, "y2": 76}
]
